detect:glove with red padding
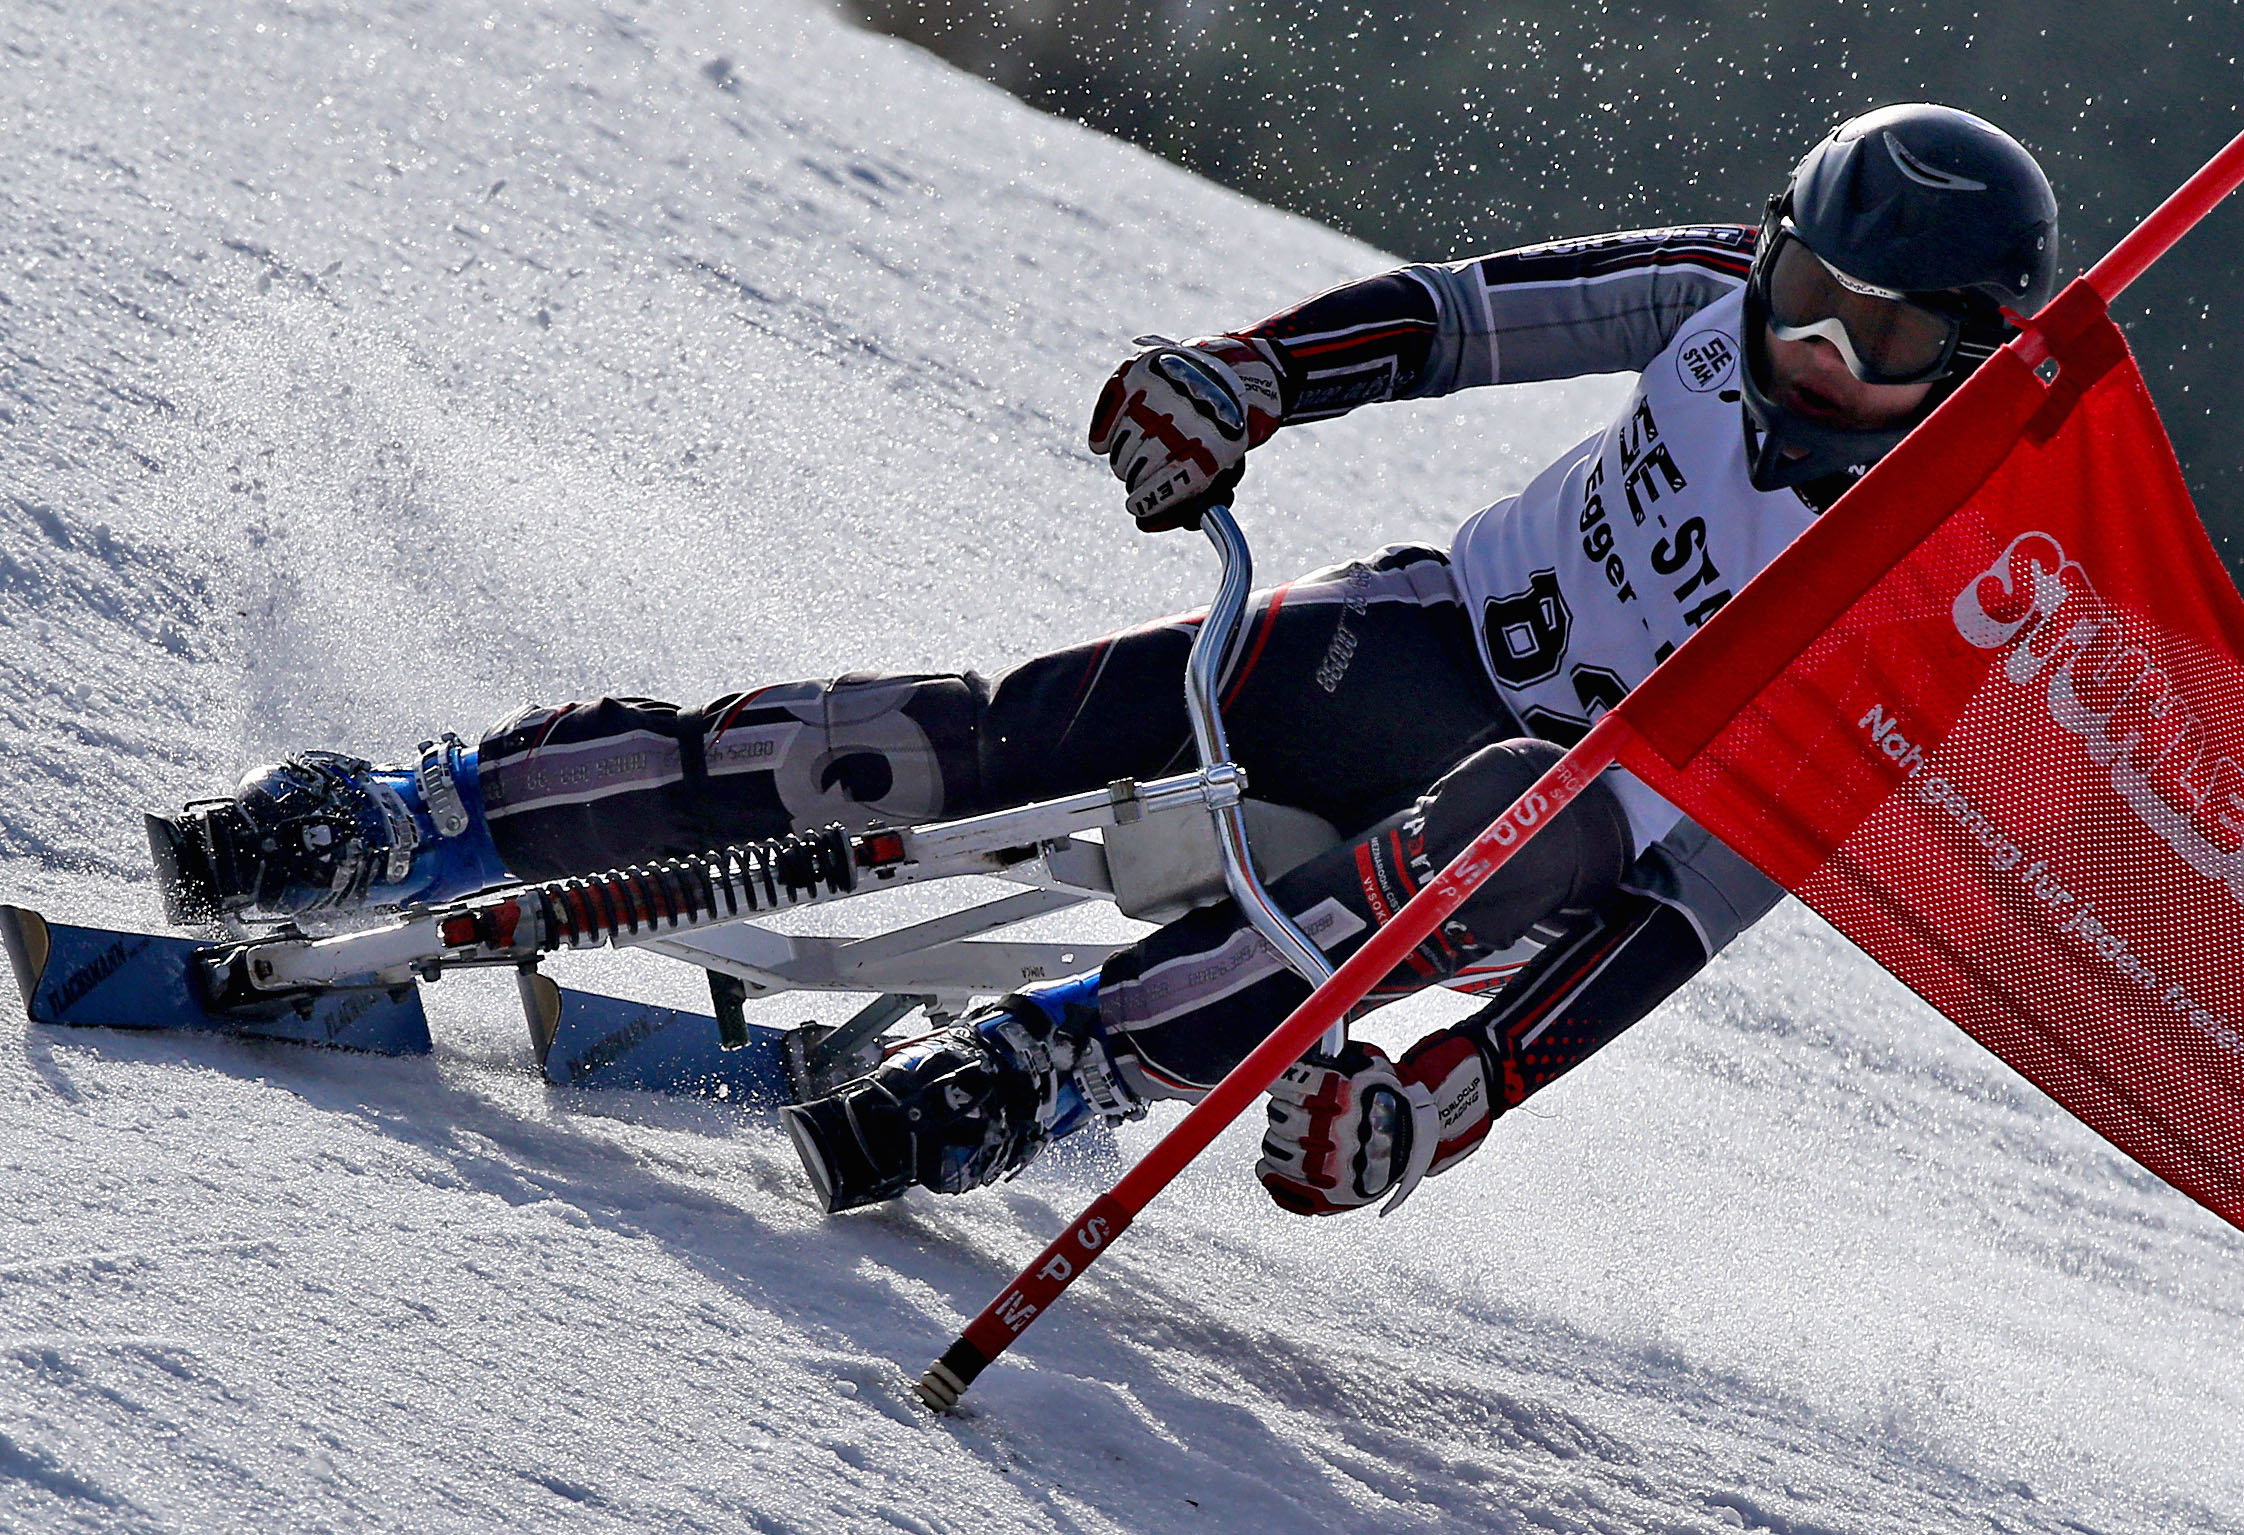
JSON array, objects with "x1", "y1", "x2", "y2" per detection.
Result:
[
  {"x1": 1087, "y1": 335, "x2": 1284, "y2": 530},
  {"x1": 1256, "y1": 1032, "x2": 1496, "y2": 1217}
]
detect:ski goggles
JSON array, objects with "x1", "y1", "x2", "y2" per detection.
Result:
[{"x1": 1759, "y1": 220, "x2": 1973, "y2": 386}]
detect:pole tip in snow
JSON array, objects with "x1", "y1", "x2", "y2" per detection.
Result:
[{"x1": 915, "y1": 1337, "x2": 988, "y2": 1412}]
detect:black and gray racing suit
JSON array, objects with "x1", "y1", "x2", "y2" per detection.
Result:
[{"x1": 472, "y1": 225, "x2": 1818, "y2": 1113}]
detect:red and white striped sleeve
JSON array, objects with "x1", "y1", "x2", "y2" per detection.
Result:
[{"x1": 1236, "y1": 224, "x2": 1757, "y2": 426}]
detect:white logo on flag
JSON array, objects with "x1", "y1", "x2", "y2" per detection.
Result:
[{"x1": 1955, "y1": 531, "x2": 2244, "y2": 905}]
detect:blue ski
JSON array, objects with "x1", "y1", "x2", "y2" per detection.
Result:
[
  {"x1": 2, "y1": 906, "x2": 878, "y2": 1103},
  {"x1": 1, "y1": 904, "x2": 432, "y2": 1055},
  {"x1": 522, "y1": 972, "x2": 796, "y2": 1102}
]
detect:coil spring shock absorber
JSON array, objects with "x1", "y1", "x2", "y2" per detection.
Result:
[{"x1": 530, "y1": 825, "x2": 857, "y2": 950}]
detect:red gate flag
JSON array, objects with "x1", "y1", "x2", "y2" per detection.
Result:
[{"x1": 1615, "y1": 279, "x2": 2244, "y2": 1227}]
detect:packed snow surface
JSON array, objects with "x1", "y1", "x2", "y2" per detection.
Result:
[{"x1": 2, "y1": 2, "x2": 2240, "y2": 1531}]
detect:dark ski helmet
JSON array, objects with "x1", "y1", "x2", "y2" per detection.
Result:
[{"x1": 1740, "y1": 103, "x2": 2060, "y2": 491}]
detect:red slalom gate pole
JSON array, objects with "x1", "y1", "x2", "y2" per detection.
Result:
[{"x1": 916, "y1": 712, "x2": 1632, "y2": 1409}]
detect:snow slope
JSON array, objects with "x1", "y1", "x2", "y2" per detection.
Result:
[{"x1": 2, "y1": 2, "x2": 2240, "y2": 1530}]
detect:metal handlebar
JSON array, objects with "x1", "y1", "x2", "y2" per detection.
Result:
[{"x1": 1179, "y1": 504, "x2": 1346, "y2": 1056}]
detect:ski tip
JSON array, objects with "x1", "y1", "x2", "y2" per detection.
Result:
[
  {"x1": 915, "y1": 1337, "x2": 988, "y2": 1413},
  {"x1": 0, "y1": 905, "x2": 51, "y2": 1013},
  {"x1": 517, "y1": 967, "x2": 562, "y2": 1064},
  {"x1": 144, "y1": 811, "x2": 223, "y2": 927}
]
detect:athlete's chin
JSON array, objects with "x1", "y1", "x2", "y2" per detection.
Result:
[{"x1": 1777, "y1": 381, "x2": 1900, "y2": 433}]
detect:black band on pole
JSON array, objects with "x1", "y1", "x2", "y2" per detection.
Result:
[{"x1": 916, "y1": 1337, "x2": 990, "y2": 1412}]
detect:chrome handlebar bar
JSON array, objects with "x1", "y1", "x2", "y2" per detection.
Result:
[{"x1": 1179, "y1": 504, "x2": 1346, "y2": 1056}]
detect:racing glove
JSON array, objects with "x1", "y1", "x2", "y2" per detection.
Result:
[
  {"x1": 1256, "y1": 1032, "x2": 1495, "y2": 1217},
  {"x1": 1087, "y1": 335, "x2": 1284, "y2": 530}
]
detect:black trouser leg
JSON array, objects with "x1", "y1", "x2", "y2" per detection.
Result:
[
  {"x1": 473, "y1": 545, "x2": 1507, "y2": 877},
  {"x1": 1097, "y1": 738, "x2": 1635, "y2": 1100}
]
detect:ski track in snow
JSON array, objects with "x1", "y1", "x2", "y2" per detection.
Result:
[{"x1": 2, "y1": 2, "x2": 2240, "y2": 1531}]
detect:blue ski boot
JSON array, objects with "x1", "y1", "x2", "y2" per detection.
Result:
[
  {"x1": 148, "y1": 733, "x2": 510, "y2": 923},
  {"x1": 782, "y1": 972, "x2": 1145, "y2": 1213}
]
